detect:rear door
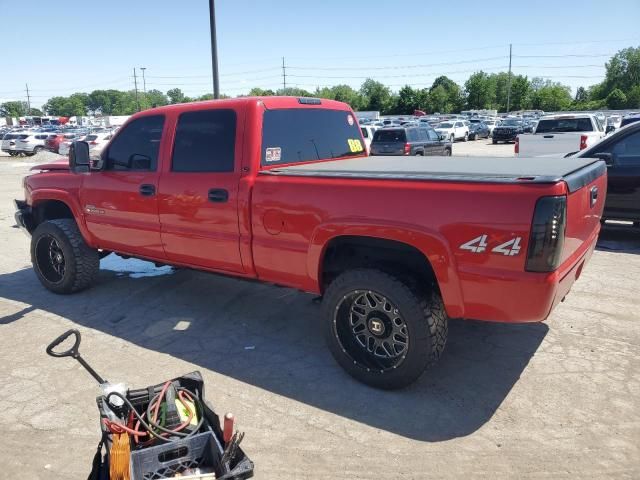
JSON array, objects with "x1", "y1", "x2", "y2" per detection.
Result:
[
  {"x1": 158, "y1": 107, "x2": 244, "y2": 273},
  {"x1": 371, "y1": 129, "x2": 406, "y2": 155}
]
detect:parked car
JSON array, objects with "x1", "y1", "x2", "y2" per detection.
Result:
[
  {"x1": 15, "y1": 96, "x2": 604, "y2": 390},
  {"x1": 516, "y1": 114, "x2": 606, "y2": 156},
  {"x1": 607, "y1": 115, "x2": 622, "y2": 132},
  {"x1": 492, "y1": 119, "x2": 526, "y2": 144},
  {"x1": 370, "y1": 126, "x2": 452, "y2": 156},
  {"x1": 84, "y1": 132, "x2": 113, "y2": 158},
  {"x1": 620, "y1": 114, "x2": 640, "y2": 128},
  {"x1": 1, "y1": 132, "x2": 24, "y2": 156},
  {"x1": 58, "y1": 133, "x2": 85, "y2": 156},
  {"x1": 45, "y1": 134, "x2": 66, "y2": 153},
  {"x1": 483, "y1": 119, "x2": 498, "y2": 136},
  {"x1": 435, "y1": 121, "x2": 469, "y2": 142},
  {"x1": 15, "y1": 132, "x2": 50, "y2": 156},
  {"x1": 468, "y1": 121, "x2": 490, "y2": 140},
  {"x1": 574, "y1": 121, "x2": 640, "y2": 224}
]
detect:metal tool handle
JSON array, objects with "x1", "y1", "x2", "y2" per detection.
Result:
[
  {"x1": 46, "y1": 329, "x2": 81, "y2": 358},
  {"x1": 46, "y1": 329, "x2": 106, "y2": 384}
]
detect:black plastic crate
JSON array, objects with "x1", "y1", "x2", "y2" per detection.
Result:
[{"x1": 131, "y1": 431, "x2": 220, "y2": 480}]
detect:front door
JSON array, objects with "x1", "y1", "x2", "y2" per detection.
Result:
[
  {"x1": 158, "y1": 107, "x2": 244, "y2": 273},
  {"x1": 80, "y1": 114, "x2": 166, "y2": 259}
]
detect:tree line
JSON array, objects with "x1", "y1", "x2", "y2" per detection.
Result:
[{"x1": 1, "y1": 47, "x2": 638, "y2": 118}]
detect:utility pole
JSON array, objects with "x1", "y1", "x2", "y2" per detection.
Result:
[
  {"x1": 133, "y1": 68, "x2": 140, "y2": 112},
  {"x1": 282, "y1": 57, "x2": 287, "y2": 91},
  {"x1": 25, "y1": 83, "x2": 31, "y2": 115},
  {"x1": 208, "y1": 0, "x2": 220, "y2": 99},
  {"x1": 506, "y1": 43, "x2": 513, "y2": 114}
]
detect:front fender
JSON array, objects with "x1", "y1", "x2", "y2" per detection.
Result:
[
  {"x1": 309, "y1": 220, "x2": 465, "y2": 318},
  {"x1": 30, "y1": 189, "x2": 94, "y2": 246}
]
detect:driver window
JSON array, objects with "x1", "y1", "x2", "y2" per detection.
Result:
[{"x1": 105, "y1": 115, "x2": 165, "y2": 171}]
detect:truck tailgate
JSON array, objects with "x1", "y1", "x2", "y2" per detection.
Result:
[
  {"x1": 518, "y1": 133, "x2": 584, "y2": 157},
  {"x1": 560, "y1": 160, "x2": 607, "y2": 265}
]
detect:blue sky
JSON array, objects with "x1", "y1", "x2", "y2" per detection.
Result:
[{"x1": 1, "y1": 0, "x2": 639, "y2": 108}]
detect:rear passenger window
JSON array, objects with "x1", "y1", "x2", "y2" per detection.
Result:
[
  {"x1": 417, "y1": 129, "x2": 429, "y2": 141},
  {"x1": 172, "y1": 109, "x2": 236, "y2": 172},
  {"x1": 406, "y1": 129, "x2": 419, "y2": 142},
  {"x1": 106, "y1": 115, "x2": 164, "y2": 171}
]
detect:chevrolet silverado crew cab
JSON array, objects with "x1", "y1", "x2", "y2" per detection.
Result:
[
  {"x1": 14, "y1": 97, "x2": 606, "y2": 389},
  {"x1": 516, "y1": 113, "x2": 606, "y2": 157}
]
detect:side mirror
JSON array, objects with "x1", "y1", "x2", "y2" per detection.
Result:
[
  {"x1": 605, "y1": 125, "x2": 615, "y2": 134},
  {"x1": 593, "y1": 152, "x2": 614, "y2": 167},
  {"x1": 438, "y1": 134, "x2": 446, "y2": 141},
  {"x1": 69, "y1": 141, "x2": 90, "y2": 173}
]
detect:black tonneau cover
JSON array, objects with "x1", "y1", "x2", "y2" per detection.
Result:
[{"x1": 260, "y1": 156, "x2": 606, "y2": 193}]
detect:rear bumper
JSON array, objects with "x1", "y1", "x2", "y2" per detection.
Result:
[
  {"x1": 458, "y1": 226, "x2": 599, "y2": 323},
  {"x1": 14, "y1": 200, "x2": 34, "y2": 236}
]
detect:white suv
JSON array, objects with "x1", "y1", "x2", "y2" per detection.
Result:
[
  {"x1": 15, "y1": 132, "x2": 50, "y2": 156},
  {"x1": 435, "y1": 121, "x2": 469, "y2": 142}
]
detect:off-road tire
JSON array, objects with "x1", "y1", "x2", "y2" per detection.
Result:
[
  {"x1": 323, "y1": 268, "x2": 448, "y2": 389},
  {"x1": 31, "y1": 219, "x2": 99, "y2": 294}
]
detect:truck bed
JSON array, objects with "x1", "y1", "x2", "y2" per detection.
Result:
[{"x1": 261, "y1": 156, "x2": 605, "y2": 192}]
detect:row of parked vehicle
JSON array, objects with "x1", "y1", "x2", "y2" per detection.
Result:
[{"x1": 0, "y1": 126, "x2": 115, "y2": 158}]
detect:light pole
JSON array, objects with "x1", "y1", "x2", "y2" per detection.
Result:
[
  {"x1": 140, "y1": 67, "x2": 147, "y2": 95},
  {"x1": 208, "y1": 0, "x2": 220, "y2": 99}
]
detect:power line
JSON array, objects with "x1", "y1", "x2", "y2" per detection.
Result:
[{"x1": 288, "y1": 56, "x2": 507, "y2": 71}]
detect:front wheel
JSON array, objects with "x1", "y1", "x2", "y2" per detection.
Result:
[
  {"x1": 31, "y1": 219, "x2": 100, "y2": 294},
  {"x1": 492, "y1": 139, "x2": 498, "y2": 144},
  {"x1": 463, "y1": 132, "x2": 469, "y2": 142},
  {"x1": 444, "y1": 148, "x2": 452, "y2": 156},
  {"x1": 323, "y1": 269, "x2": 448, "y2": 389}
]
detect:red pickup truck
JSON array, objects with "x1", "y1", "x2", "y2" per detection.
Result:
[{"x1": 14, "y1": 97, "x2": 606, "y2": 389}]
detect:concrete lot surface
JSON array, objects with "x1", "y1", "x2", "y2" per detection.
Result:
[{"x1": 0, "y1": 148, "x2": 639, "y2": 478}]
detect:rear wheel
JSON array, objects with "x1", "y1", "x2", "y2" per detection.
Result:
[
  {"x1": 323, "y1": 269, "x2": 448, "y2": 389},
  {"x1": 492, "y1": 139, "x2": 498, "y2": 144},
  {"x1": 415, "y1": 151, "x2": 423, "y2": 156},
  {"x1": 463, "y1": 132, "x2": 469, "y2": 142},
  {"x1": 31, "y1": 219, "x2": 99, "y2": 294}
]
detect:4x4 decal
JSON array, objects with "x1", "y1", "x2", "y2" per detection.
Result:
[{"x1": 460, "y1": 235, "x2": 523, "y2": 256}]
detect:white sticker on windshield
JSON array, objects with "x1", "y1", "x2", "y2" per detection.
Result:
[
  {"x1": 347, "y1": 114, "x2": 354, "y2": 126},
  {"x1": 265, "y1": 147, "x2": 281, "y2": 162}
]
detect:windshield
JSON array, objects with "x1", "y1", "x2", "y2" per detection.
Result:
[
  {"x1": 261, "y1": 108, "x2": 365, "y2": 166},
  {"x1": 372, "y1": 129, "x2": 406, "y2": 143},
  {"x1": 535, "y1": 118, "x2": 593, "y2": 133},
  {"x1": 438, "y1": 123, "x2": 453, "y2": 128}
]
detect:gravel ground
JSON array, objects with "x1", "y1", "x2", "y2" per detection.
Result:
[{"x1": 0, "y1": 146, "x2": 639, "y2": 479}]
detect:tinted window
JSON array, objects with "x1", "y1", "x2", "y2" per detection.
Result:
[
  {"x1": 262, "y1": 109, "x2": 364, "y2": 165},
  {"x1": 426, "y1": 129, "x2": 439, "y2": 141},
  {"x1": 611, "y1": 131, "x2": 640, "y2": 166},
  {"x1": 536, "y1": 118, "x2": 593, "y2": 133},
  {"x1": 373, "y1": 129, "x2": 406, "y2": 143},
  {"x1": 172, "y1": 109, "x2": 236, "y2": 172},
  {"x1": 621, "y1": 117, "x2": 640, "y2": 127},
  {"x1": 406, "y1": 129, "x2": 419, "y2": 142},
  {"x1": 360, "y1": 127, "x2": 369, "y2": 138},
  {"x1": 417, "y1": 129, "x2": 429, "y2": 141},
  {"x1": 106, "y1": 115, "x2": 164, "y2": 171}
]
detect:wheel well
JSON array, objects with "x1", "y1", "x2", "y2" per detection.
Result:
[
  {"x1": 33, "y1": 200, "x2": 74, "y2": 228},
  {"x1": 321, "y1": 236, "x2": 438, "y2": 295}
]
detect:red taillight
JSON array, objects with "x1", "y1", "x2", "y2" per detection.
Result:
[
  {"x1": 90, "y1": 141, "x2": 98, "y2": 145},
  {"x1": 514, "y1": 136, "x2": 519, "y2": 154},
  {"x1": 579, "y1": 135, "x2": 588, "y2": 150},
  {"x1": 404, "y1": 143, "x2": 410, "y2": 155}
]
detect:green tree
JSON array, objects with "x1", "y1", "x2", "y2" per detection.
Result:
[
  {"x1": 167, "y1": 88, "x2": 190, "y2": 104},
  {"x1": 0, "y1": 101, "x2": 28, "y2": 117},
  {"x1": 394, "y1": 85, "x2": 419, "y2": 114},
  {"x1": 143, "y1": 89, "x2": 169, "y2": 108},
  {"x1": 465, "y1": 71, "x2": 495, "y2": 109},
  {"x1": 276, "y1": 87, "x2": 313, "y2": 97},
  {"x1": 359, "y1": 79, "x2": 393, "y2": 114},
  {"x1": 509, "y1": 75, "x2": 531, "y2": 111},
  {"x1": 574, "y1": 87, "x2": 588, "y2": 103},
  {"x1": 531, "y1": 81, "x2": 572, "y2": 111},
  {"x1": 248, "y1": 87, "x2": 275, "y2": 96},
  {"x1": 28, "y1": 107, "x2": 44, "y2": 116},
  {"x1": 625, "y1": 85, "x2": 640, "y2": 108},
  {"x1": 606, "y1": 88, "x2": 627, "y2": 109},
  {"x1": 603, "y1": 47, "x2": 640, "y2": 96},
  {"x1": 430, "y1": 76, "x2": 463, "y2": 112},
  {"x1": 427, "y1": 85, "x2": 449, "y2": 113}
]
